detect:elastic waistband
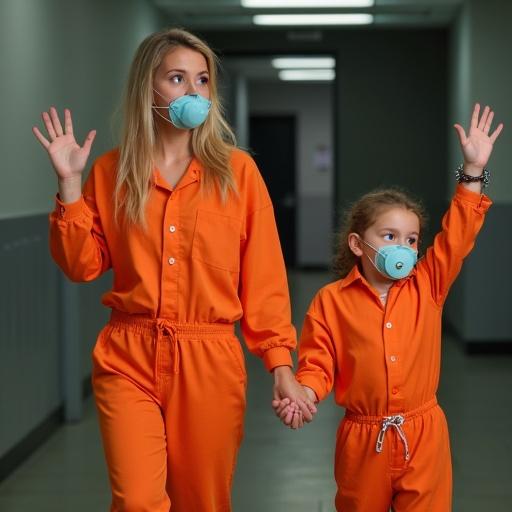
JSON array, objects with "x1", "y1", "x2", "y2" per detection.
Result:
[
  {"x1": 109, "y1": 310, "x2": 235, "y2": 338},
  {"x1": 345, "y1": 397, "x2": 438, "y2": 424}
]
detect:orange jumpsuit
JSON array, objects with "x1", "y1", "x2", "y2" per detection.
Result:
[
  {"x1": 296, "y1": 185, "x2": 491, "y2": 512},
  {"x1": 49, "y1": 148, "x2": 296, "y2": 511}
]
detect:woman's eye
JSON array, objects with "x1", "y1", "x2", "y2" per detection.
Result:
[
  {"x1": 198, "y1": 76, "x2": 209, "y2": 85},
  {"x1": 383, "y1": 233, "x2": 394, "y2": 241},
  {"x1": 171, "y1": 75, "x2": 184, "y2": 83}
]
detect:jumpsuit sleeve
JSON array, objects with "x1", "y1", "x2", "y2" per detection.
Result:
[
  {"x1": 238, "y1": 160, "x2": 296, "y2": 372},
  {"x1": 296, "y1": 295, "x2": 336, "y2": 402},
  {"x1": 49, "y1": 162, "x2": 112, "y2": 282},
  {"x1": 418, "y1": 184, "x2": 492, "y2": 305}
]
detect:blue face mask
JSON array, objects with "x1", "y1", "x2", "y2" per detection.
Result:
[
  {"x1": 153, "y1": 89, "x2": 211, "y2": 130},
  {"x1": 359, "y1": 238, "x2": 418, "y2": 280}
]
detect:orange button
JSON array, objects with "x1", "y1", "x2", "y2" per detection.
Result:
[{"x1": 392, "y1": 387, "x2": 398, "y2": 395}]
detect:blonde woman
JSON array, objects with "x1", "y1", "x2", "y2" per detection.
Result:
[{"x1": 33, "y1": 28, "x2": 316, "y2": 511}]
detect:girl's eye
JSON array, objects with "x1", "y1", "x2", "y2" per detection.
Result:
[
  {"x1": 383, "y1": 233, "x2": 394, "y2": 241},
  {"x1": 170, "y1": 75, "x2": 184, "y2": 83},
  {"x1": 198, "y1": 76, "x2": 209, "y2": 85},
  {"x1": 408, "y1": 237, "x2": 417, "y2": 245}
]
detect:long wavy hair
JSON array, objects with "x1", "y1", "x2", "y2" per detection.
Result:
[
  {"x1": 333, "y1": 188, "x2": 428, "y2": 278},
  {"x1": 115, "y1": 28, "x2": 237, "y2": 225}
]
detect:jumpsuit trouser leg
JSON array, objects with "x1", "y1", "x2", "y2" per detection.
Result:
[
  {"x1": 335, "y1": 398, "x2": 452, "y2": 512},
  {"x1": 92, "y1": 312, "x2": 247, "y2": 512}
]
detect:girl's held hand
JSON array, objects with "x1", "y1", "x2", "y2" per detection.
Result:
[
  {"x1": 271, "y1": 398, "x2": 303, "y2": 429},
  {"x1": 272, "y1": 366, "x2": 317, "y2": 425},
  {"x1": 272, "y1": 385, "x2": 318, "y2": 430},
  {"x1": 454, "y1": 103, "x2": 503, "y2": 174},
  {"x1": 32, "y1": 107, "x2": 96, "y2": 184}
]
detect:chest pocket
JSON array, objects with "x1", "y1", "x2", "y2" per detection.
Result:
[{"x1": 192, "y1": 209, "x2": 242, "y2": 272}]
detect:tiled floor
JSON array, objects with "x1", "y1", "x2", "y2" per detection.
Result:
[{"x1": 0, "y1": 271, "x2": 511, "y2": 511}]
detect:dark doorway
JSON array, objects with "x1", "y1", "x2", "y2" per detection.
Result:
[{"x1": 249, "y1": 115, "x2": 296, "y2": 267}]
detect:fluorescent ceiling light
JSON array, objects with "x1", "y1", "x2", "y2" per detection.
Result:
[
  {"x1": 279, "y1": 69, "x2": 335, "y2": 81},
  {"x1": 254, "y1": 14, "x2": 373, "y2": 25},
  {"x1": 272, "y1": 57, "x2": 335, "y2": 69},
  {"x1": 243, "y1": 1, "x2": 374, "y2": 7}
]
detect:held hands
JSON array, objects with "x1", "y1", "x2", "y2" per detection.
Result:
[
  {"x1": 454, "y1": 103, "x2": 503, "y2": 175},
  {"x1": 271, "y1": 367, "x2": 318, "y2": 430},
  {"x1": 32, "y1": 107, "x2": 96, "y2": 183}
]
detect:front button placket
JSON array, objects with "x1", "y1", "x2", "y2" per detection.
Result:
[
  {"x1": 160, "y1": 190, "x2": 180, "y2": 321},
  {"x1": 383, "y1": 289, "x2": 403, "y2": 413},
  {"x1": 158, "y1": 163, "x2": 200, "y2": 320}
]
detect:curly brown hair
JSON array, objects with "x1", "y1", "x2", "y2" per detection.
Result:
[{"x1": 333, "y1": 188, "x2": 428, "y2": 278}]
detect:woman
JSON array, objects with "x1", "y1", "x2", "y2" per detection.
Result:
[{"x1": 33, "y1": 28, "x2": 316, "y2": 511}]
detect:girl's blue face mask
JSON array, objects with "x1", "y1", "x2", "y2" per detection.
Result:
[
  {"x1": 359, "y1": 237, "x2": 418, "y2": 280},
  {"x1": 152, "y1": 89, "x2": 211, "y2": 130}
]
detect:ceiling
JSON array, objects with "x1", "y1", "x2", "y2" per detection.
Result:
[{"x1": 151, "y1": 0, "x2": 464, "y2": 29}]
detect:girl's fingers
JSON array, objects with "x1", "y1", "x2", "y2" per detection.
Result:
[
  {"x1": 478, "y1": 105, "x2": 490, "y2": 131},
  {"x1": 483, "y1": 110, "x2": 494, "y2": 134},
  {"x1": 42, "y1": 111, "x2": 57, "y2": 141},
  {"x1": 64, "y1": 109, "x2": 74, "y2": 135},
  {"x1": 273, "y1": 397, "x2": 290, "y2": 408},
  {"x1": 49, "y1": 107, "x2": 64, "y2": 137},
  {"x1": 284, "y1": 407, "x2": 295, "y2": 426},
  {"x1": 291, "y1": 411, "x2": 300, "y2": 430},
  {"x1": 296, "y1": 398, "x2": 314, "y2": 422},
  {"x1": 295, "y1": 411, "x2": 304, "y2": 429},
  {"x1": 279, "y1": 405, "x2": 291, "y2": 420},
  {"x1": 453, "y1": 124, "x2": 467, "y2": 146},
  {"x1": 490, "y1": 122, "x2": 504, "y2": 144},
  {"x1": 272, "y1": 401, "x2": 285, "y2": 415},
  {"x1": 281, "y1": 402, "x2": 300, "y2": 421},
  {"x1": 32, "y1": 126, "x2": 50, "y2": 149},
  {"x1": 274, "y1": 402, "x2": 288, "y2": 416},
  {"x1": 470, "y1": 103, "x2": 480, "y2": 129},
  {"x1": 272, "y1": 397, "x2": 290, "y2": 413}
]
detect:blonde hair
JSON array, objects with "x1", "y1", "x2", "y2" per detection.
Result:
[
  {"x1": 115, "y1": 28, "x2": 237, "y2": 225},
  {"x1": 333, "y1": 188, "x2": 428, "y2": 278}
]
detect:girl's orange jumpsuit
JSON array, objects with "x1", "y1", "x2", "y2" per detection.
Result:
[
  {"x1": 296, "y1": 185, "x2": 491, "y2": 512},
  {"x1": 49, "y1": 148, "x2": 296, "y2": 512}
]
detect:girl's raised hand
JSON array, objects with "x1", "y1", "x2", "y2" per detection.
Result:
[
  {"x1": 453, "y1": 104, "x2": 503, "y2": 171},
  {"x1": 32, "y1": 107, "x2": 96, "y2": 181}
]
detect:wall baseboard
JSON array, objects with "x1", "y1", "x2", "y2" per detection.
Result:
[{"x1": 0, "y1": 376, "x2": 93, "y2": 484}]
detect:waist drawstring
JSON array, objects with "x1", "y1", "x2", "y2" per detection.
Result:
[
  {"x1": 345, "y1": 397, "x2": 437, "y2": 463},
  {"x1": 376, "y1": 415, "x2": 410, "y2": 461},
  {"x1": 108, "y1": 310, "x2": 236, "y2": 381},
  {"x1": 156, "y1": 321, "x2": 180, "y2": 376}
]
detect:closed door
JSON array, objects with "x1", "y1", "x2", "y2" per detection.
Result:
[{"x1": 249, "y1": 115, "x2": 296, "y2": 267}]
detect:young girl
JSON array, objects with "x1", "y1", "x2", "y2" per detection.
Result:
[
  {"x1": 273, "y1": 103, "x2": 503, "y2": 511},
  {"x1": 33, "y1": 28, "x2": 315, "y2": 511}
]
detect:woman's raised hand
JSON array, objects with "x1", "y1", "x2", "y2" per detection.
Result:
[{"x1": 32, "y1": 107, "x2": 96, "y2": 181}]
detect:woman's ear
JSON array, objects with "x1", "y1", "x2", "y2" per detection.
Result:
[{"x1": 348, "y1": 233, "x2": 363, "y2": 257}]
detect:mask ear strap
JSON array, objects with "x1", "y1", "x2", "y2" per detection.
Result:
[
  {"x1": 356, "y1": 235, "x2": 385, "y2": 275},
  {"x1": 358, "y1": 236, "x2": 379, "y2": 253},
  {"x1": 365, "y1": 252, "x2": 381, "y2": 273},
  {"x1": 153, "y1": 107, "x2": 173, "y2": 125},
  {"x1": 153, "y1": 88, "x2": 169, "y2": 102}
]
